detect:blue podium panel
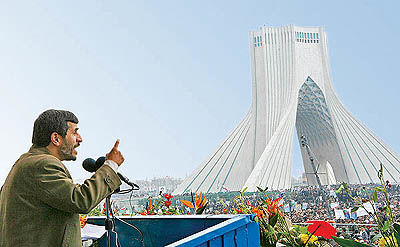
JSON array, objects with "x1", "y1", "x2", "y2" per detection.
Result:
[{"x1": 87, "y1": 215, "x2": 260, "y2": 247}]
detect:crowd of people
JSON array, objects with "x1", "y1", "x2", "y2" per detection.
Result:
[
  {"x1": 174, "y1": 183, "x2": 400, "y2": 245},
  {"x1": 285, "y1": 183, "x2": 400, "y2": 224}
]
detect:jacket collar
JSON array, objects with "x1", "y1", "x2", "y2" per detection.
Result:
[{"x1": 28, "y1": 145, "x2": 53, "y2": 156}]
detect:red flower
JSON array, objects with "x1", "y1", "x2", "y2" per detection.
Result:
[
  {"x1": 306, "y1": 220, "x2": 337, "y2": 239},
  {"x1": 234, "y1": 208, "x2": 243, "y2": 214},
  {"x1": 164, "y1": 200, "x2": 171, "y2": 207},
  {"x1": 266, "y1": 197, "x2": 283, "y2": 218},
  {"x1": 164, "y1": 194, "x2": 173, "y2": 200},
  {"x1": 251, "y1": 207, "x2": 264, "y2": 218}
]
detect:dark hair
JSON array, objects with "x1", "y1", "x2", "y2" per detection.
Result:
[{"x1": 32, "y1": 109, "x2": 79, "y2": 147}]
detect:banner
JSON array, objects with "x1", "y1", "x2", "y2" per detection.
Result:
[
  {"x1": 333, "y1": 202, "x2": 374, "y2": 220},
  {"x1": 334, "y1": 209, "x2": 345, "y2": 219},
  {"x1": 356, "y1": 202, "x2": 374, "y2": 217}
]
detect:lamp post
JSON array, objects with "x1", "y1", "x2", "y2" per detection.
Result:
[{"x1": 300, "y1": 135, "x2": 333, "y2": 219}]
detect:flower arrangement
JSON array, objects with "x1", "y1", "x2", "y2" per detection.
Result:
[
  {"x1": 138, "y1": 193, "x2": 179, "y2": 215},
  {"x1": 180, "y1": 192, "x2": 208, "y2": 214},
  {"x1": 220, "y1": 187, "x2": 337, "y2": 246},
  {"x1": 334, "y1": 164, "x2": 400, "y2": 247}
]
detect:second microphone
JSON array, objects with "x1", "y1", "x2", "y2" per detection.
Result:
[{"x1": 82, "y1": 156, "x2": 139, "y2": 189}]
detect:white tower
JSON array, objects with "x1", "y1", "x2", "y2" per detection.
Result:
[{"x1": 174, "y1": 25, "x2": 400, "y2": 194}]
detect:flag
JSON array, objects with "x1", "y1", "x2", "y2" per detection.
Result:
[
  {"x1": 363, "y1": 202, "x2": 374, "y2": 213},
  {"x1": 356, "y1": 207, "x2": 368, "y2": 217},
  {"x1": 334, "y1": 209, "x2": 345, "y2": 219},
  {"x1": 344, "y1": 209, "x2": 350, "y2": 219}
]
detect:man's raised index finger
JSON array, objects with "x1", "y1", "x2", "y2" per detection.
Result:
[{"x1": 113, "y1": 139, "x2": 120, "y2": 149}]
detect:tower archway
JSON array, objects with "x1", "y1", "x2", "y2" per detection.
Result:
[{"x1": 296, "y1": 77, "x2": 346, "y2": 185}]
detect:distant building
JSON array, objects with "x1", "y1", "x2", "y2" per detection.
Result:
[
  {"x1": 174, "y1": 25, "x2": 400, "y2": 194},
  {"x1": 132, "y1": 176, "x2": 183, "y2": 194},
  {"x1": 291, "y1": 175, "x2": 306, "y2": 187}
]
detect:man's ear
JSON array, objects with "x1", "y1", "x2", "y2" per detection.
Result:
[{"x1": 50, "y1": 132, "x2": 62, "y2": 147}]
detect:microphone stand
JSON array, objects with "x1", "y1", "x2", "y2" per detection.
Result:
[
  {"x1": 105, "y1": 195, "x2": 113, "y2": 247},
  {"x1": 103, "y1": 185, "x2": 141, "y2": 247}
]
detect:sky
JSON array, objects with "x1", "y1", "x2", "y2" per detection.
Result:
[{"x1": 0, "y1": 0, "x2": 399, "y2": 185}]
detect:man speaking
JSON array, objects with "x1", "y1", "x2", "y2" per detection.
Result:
[{"x1": 0, "y1": 109, "x2": 123, "y2": 247}]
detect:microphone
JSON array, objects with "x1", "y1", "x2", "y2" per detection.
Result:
[
  {"x1": 82, "y1": 157, "x2": 100, "y2": 172},
  {"x1": 82, "y1": 157, "x2": 139, "y2": 189}
]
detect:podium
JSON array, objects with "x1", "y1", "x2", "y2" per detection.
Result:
[{"x1": 86, "y1": 214, "x2": 260, "y2": 247}]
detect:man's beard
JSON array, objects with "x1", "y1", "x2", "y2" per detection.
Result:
[{"x1": 60, "y1": 139, "x2": 77, "y2": 161}]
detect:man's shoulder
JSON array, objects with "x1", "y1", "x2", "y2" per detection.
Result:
[
  {"x1": 16, "y1": 150, "x2": 73, "y2": 182},
  {"x1": 17, "y1": 148, "x2": 65, "y2": 175},
  {"x1": 20, "y1": 150, "x2": 60, "y2": 166}
]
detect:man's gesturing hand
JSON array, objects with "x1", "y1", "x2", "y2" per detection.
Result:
[{"x1": 106, "y1": 139, "x2": 125, "y2": 166}]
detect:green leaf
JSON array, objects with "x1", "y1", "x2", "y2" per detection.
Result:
[
  {"x1": 384, "y1": 206, "x2": 391, "y2": 215},
  {"x1": 343, "y1": 182, "x2": 349, "y2": 191},
  {"x1": 372, "y1": 191, "x2": 378, "y2": 203},
  {"x1": 254, "y1": 216, "x2": 259, "y2": 224},
  {"x1": 269, "y1": 213, "x2": 279, "y2": 227},
  {"x1": 371, "y1": 233, "x2": 382, "y2": 243},
  {"x1": 374, "y1": 186, "x2": 384, "y2": 192},
  {"x1": 195, "y1": 202, "x2": 208, "y2": 215},
  {"x1": 393, "y1": 223, "x2": 400, "y2": 234},
  {"x1": 332, "y1": 236, "x2": 373, "y2": 247},
  {"x1": 336, "y1": 184, "x2": 344, "y2": 194},
  {"x1": 256, "y1": 186, "x2": 264, "y2": 192},
  {"x1": 394, "y1": 230, "x2": 400, "y2": 247},
  {"x1": 382, "y1": 220, "x2": 390, "y2": 231},
  {"x1": 351, "y1": 206, "x2": 359, "y2": 212},
  {"x1": 293, "y1": 225, "x2": 308, "y2": 234}
]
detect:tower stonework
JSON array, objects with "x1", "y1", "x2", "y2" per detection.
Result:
[{"x1": 174, "y1": 25, "x2": 400, "y2": 194}]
